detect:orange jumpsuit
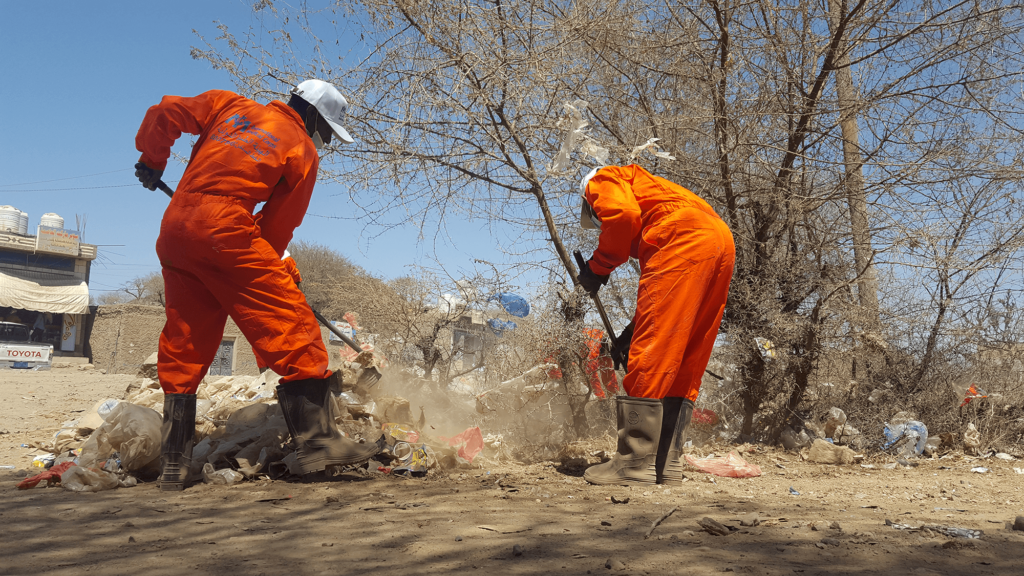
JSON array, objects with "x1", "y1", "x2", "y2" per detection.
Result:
[
  {"x1": 136, "y1": 90, "x2": 329, "y2": 394},
  {"x1": 585, "y1": 165, "x2": 735, "y2": 401}
]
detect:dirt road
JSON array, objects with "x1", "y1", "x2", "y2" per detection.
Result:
[{"x1": 3, "y1": 368, "x2": 1024, "y2": 575}]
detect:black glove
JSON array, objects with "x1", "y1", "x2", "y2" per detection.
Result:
[
  {"x1": 134, "y1": 162, "x2": 164, "y2": 191},
  {"x1": 611, "y1": 321, "x2": 634, "y2": 371},
  {"x1": 577, "y1": 259, "x2": 609, "y2": 296}
]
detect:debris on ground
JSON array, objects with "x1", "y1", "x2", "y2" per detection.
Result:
[
  {"x1": 885, "y1": 519, "x2": 983, "y2": 539},
  {"x1": 685, "y1": 451, "x2": 761, "y2": 478},
  {"x1": 807, "y1": 439, "x2": 857, "y2": 465}
]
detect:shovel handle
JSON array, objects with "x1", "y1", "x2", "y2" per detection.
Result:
[
  {"x1": 156, "y1": 180, "x2": 174, "y2": 198},
  {"x1": 309, "y1": 305, "x2": 365, "y2": 355},
  {"x1": 572, "y1": 250, "x2": 618, "y2": 342}
]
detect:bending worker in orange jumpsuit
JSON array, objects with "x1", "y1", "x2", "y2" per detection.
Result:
[
  {"x1": 134, "y1": 80, "x2": 380, "y2": 490},
  {"x1": 577, "y1": 164, "x2": 735, "y2": 485}
]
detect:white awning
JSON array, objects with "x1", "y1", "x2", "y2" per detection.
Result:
[{"x1": 0, "y1": 269, "x2": 89, "y2": 314}]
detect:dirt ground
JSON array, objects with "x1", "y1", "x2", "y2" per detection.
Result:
[{"x1": 3, "y1": 367, "x2": 1024, "y2": 576}]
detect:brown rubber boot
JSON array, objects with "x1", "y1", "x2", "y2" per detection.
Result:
[
  {"x1": 160, "y1": 393, "x2": 196, "y2": 491},
  {"x1": 584, "y1": 396, "x2": 662, "y2": 485},
  {"x1": 655, "y1": 397, "x2": 695, "y2": 484},
  {"x1": 276, "y1": 377, "x2": 382, "y2": 475}
]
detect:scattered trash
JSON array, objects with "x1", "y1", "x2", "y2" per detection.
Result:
[
  {"x1": 882, "y1": 417, "x2": 928, "y2": 458},
  {"x1": 440, "y1": 426, "x2": 484, "y2": 463},
  {"x1": 685, "y1": 451, "x2": 761, "y2": 478},
  {"x1": 61, "y1": 465, "x2": 129, "y2": 492},
  {"x1": 959, "y1": 383, "x2": 988, "y2": 407},
  {"x1": 789, "y1": 487, "x2": 801, "y2": 496},
  {"x1": 963, "y1": 423, "x2": 982, "y2": 456},
  {"x1": 971, "y1": 467, "x2": 989, "y2": 473},
  {"x1": 754, "y1": 337, "x2": 776, "y2": 361},
  {"x1": 203, "y1": 463, "x2": 243, "y2": 485},
  {"x1": 807, "y1": 439, "x2": 856, "y2": 465},
  {"x1": 994, "y1": 453, "x2": 1014, "y2": 461},
  {"x1": 885, "y1": 519, "x2": 982, "y2": 539},
  {"x1": 381, "y1": 423, "x2": 420, "y2": 443},
  {"x1": 79, "y1": 402, "x2": 162, "y2": 476},
  {"x1": 390, "y1": 442, "x2": 433, "y2": 477},
  {"x1": 0, "y1": 465, "x2": 15, "y2": 470},
  {"x1": 610, "y1": 496, "x2": 630, "y2": 504},
  {"x1": 1014, "y1": 468, "x2": 1024, "y2": 475},
  {"x1": 823, "y1": 407, "x2": 847, "y2": 439},
  {"x1": 32, "y1": 454, "x2": 55, "y2": 469},
  {"x1": 780, "y1": 427, "x2": 812, "y2": 451},
  {"x1": 923, "y1": 436, "x2": 941, "y2": 457},
  {"x1": 17, "y1": 462, "x2": 76, "y2": 490}
]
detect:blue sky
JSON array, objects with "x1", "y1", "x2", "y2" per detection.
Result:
[{"x1": 0, "y1": 1, "x2": 508, "y2": 299}]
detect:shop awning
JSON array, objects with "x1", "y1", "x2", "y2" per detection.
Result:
[{"x1": 0, "y1": 269, "x2": 89, "y2": 314}]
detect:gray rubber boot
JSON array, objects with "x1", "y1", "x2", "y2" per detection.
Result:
[
  {"x1": 160, "y1": 393, "x2": 196, "y2": 491},
  {"x1": 584, "y1": 396, "x2": 662, "y2": 485},
  {"x1": 276, "y1": 377, "x2": 382, "y2": 475},
  {"x1": 655, "y1": 397, "x2": 695, "y2": 484}
]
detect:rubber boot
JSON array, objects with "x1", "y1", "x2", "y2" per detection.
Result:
[
  {"x1": 655, "y1": 397, "x2": 695, "y2": 484},
  {"x1": 160, "y1": 393, "x2": 196, "y2": 491},
  {"x1": 583, "y1": 396, "x2": 662, "y2": 485},
  {"x1": 276, "y1": 377, "x2": 382, "y2": 475}
]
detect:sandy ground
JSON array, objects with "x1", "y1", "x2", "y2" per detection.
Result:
[{"x1": 3, "y1": 367, "x2": 1024, "y2": 576}]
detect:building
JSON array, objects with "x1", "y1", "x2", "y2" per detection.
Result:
[
  {"x1": 88, "y1": 303, "x2": 349, "y2": 377},
  {"x1": 0, "y1": 210, "x2": 96, "y2": 357}
]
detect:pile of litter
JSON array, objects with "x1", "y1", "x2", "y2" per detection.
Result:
[{"x1": 18, "y1": 356, "x2": 496, "y2": 492}]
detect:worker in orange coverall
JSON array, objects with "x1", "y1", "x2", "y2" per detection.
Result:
[
  {"x1": 577, "y1": 164, "x2": 735, "y2": 486},
  {"x1": 134, "y1": 80, "x2": 380, "y2": 491}
]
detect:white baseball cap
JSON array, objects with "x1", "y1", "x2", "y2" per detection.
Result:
[{"x1": 291, "y1": 79, "x2": 354, "y2": 143}]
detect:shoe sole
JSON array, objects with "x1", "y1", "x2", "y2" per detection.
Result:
[{"x1": 583, "y1": 468, "x2": 659, "y2": 486}]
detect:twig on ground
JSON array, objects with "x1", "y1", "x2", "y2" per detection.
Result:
[{"x1": 644, "y1": 506, "x2": 678, "y2": 539}]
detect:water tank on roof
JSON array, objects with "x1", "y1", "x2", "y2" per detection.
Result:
[
  {"x1": 40, "y1": 213, "x2": 64, "y2": 230},
  {"x1": 18, "y1": 211, "x2": 28, "y2": 234},
  {"x1": 0, "y1": 206, "x2": 19, "y2": 233}
]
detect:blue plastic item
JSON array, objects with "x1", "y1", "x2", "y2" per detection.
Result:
[
  {"x1": 489, "y1": 293, "x2": 531, "y2": 318},
  {"x1": 486, "y1": 318, "x2": 518, "y2": 336},
  {"x1": 882, "y1": 420, "x2": 928, "y2": 456}
]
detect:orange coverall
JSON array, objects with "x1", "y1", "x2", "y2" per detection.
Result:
[
  {"x1": 136, "y1": 90, "x2": 329, "y2": 394},
  {"x1": 585, "y1": 165, "x2": 735, "y2": 401}
]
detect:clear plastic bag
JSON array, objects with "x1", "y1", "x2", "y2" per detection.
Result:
[
  {"x1": 61, "y1": 466, "x2": 120, "y2": 492},
  {"x1": 203, "y1": 463, "x2": 243, "y2": 485}
]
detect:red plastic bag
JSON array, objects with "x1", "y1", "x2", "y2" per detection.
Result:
[
  {"x1": 17, "y1": 462, "x2": 76, "y2": 490},
  {"x1": 442, "y1": 426, "x2": 484, "y2": 463},
  {"x1": 684, "y1": 451, "x2": 761, "y2": 478}
]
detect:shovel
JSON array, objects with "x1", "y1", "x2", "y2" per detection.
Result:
[
  {"x1": 152, "y1": 178, "x2": 383, "y2": 387},
  {"x1": 573, "y1": 250, "x2": 621, "y2": 357}
]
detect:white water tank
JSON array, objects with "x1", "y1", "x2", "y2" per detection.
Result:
[
  {"x1": 18, "y1": 211, "x2": 28, "y2": 234},
  {"x1": 40, "y1": 213, "x2": 64, "y2": 230},
  {"x1": 0, "y1": 206, "x2": 19, "y2": 233}
]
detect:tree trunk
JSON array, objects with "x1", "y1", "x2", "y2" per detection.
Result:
[{"x1": 828, "y1": 0, "x2": 881, "y2": 329}]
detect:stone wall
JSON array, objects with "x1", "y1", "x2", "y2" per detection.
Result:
[{"x1": 88, "y1": 304, "x2": 345, "y2": 377}]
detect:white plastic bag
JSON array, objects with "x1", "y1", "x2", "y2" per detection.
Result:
[
  {"x1": 61, "y1": 466, "x2": 120, "y2": 492},
  {"x1": 79, "y1": 402, "x2": 162, "y2": 475}
]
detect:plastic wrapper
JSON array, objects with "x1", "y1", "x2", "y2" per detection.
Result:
[
  {"x1": 203, "y1": 463, "x2": 243, "y2": 485},
  {"x1": 882, "y1": 420, "x2": 928, "y2": 457},
  {"x1": 441, "y1": 426, "x2": 484, "y2": 463},
  {"x1": 963, "y1": 422, "x2": 981, "y2": 454},
  {"x1": 79, "y1": 402, "x2": 162, "y2": 475},
  {"x1": 684, "y1": 451, "x2": 762, "y2": 478},
  {"x1": 61, "y1": 466, "x2": 121, "y2": 492}
]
